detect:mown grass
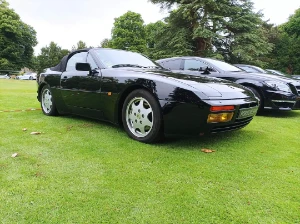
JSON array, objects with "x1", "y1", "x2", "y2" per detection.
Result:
[{"x1": 0, "y1": 79, "x2": 299, "y2": 223}]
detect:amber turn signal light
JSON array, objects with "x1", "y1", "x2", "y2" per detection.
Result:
[
  {"x1": 210, "y1": 105, "x2": 235, "y2": 112},
  {"x1": 207, "y1": 112, "x2": 234, "y2": 123}
]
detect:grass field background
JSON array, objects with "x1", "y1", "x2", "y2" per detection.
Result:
[{"x1": 0, "y1": 79, "x2": 299, "y2": 223}]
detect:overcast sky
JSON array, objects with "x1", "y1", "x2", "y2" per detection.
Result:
[{"x1": 6, "y1": 0, "x2": 300, "y2": 54}]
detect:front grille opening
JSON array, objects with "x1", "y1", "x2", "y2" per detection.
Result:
[
  {"x1": 239, "y1": 102, "x2": 259, "y2": 109},
  {"x1": 211, "y1": 117, "x2": 253, "y2": 133}
]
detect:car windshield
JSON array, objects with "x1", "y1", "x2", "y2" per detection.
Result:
[
  {"x1": 204, "y1": 58, "x2": 242, "y2": 72},
  {"x1": 94, "y1": 49, "x2": 160, "y2": 69}
]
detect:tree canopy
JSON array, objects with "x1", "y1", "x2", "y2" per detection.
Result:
[
  {"x1": 0, "y1": 0, "x2": 37, "y2": 70},
  {"x1": 35, "y1": 42, "x2": 69, "y2": 74},
  {"x1": 109, "y1": 11, "x2": 146, "y2": 53},
  {"x1": 148, "y1": 0, "x2": 273, "y2": 64}
]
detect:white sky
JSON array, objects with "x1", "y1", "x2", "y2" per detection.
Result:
[{"x1": 6, "y1": 0, "x2": 300, "y2": 55}]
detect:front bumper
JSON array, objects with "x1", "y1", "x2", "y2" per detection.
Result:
[
  {"x1": 263, "y1": 90, "x2": 299, "y2": 110},
  {"x1": 161, "y1": 98, "x2": 259, "y2": 136}
]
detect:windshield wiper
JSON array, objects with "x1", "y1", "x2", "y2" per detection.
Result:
[{"x1": 111, "y1": 64, "x2": 145, "y2": 68}]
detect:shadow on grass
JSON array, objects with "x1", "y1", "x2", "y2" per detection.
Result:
[
  {"x1": 55, "y1": 114, "x2": 265, "y2": 151},
  {"x1": 257, "y1": 110, "x2": 300, "y2": 118}
]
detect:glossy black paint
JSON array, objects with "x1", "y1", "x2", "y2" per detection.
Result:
[
  {"x1": 37, "y1": 49, "x2": 259, "y2": 136},
  {"x1": 157, "y1": 57, "x2": 300, "y2": 111}
]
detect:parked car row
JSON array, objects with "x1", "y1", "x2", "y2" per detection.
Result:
[
  {"x1": 36, "y1": 48, "x2": 300, "y2": 143},
  {"x1": 16, "y1": 72, "x2": 37, "y2": 80},
  {"x1": 157, "y1": 58, "x2": 300, "y2": 112},
  {"x1": 0, "y1": 72, "x2": 37, "y2": 80}
]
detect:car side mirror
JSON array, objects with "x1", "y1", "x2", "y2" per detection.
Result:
[
  {"x1": 76, "y1": 63, "x2": 91, "y2": 72},
  {"x1": 201, "y1": 66, "x2": 211, "y2": 75}
]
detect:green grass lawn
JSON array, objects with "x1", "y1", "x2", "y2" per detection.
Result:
[{"x1": 0, "y1": 79, "x2": 300, "y2": 223}]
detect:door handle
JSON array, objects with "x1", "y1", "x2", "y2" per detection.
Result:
[{"x1": 62, "y1": 76, "x2": 68, "y2": 79}]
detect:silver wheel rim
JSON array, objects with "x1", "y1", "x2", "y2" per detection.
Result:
[
  {"x1": 42, "y1": 89, "x2": 53, "y2": 113},
  {"x1": 126, "y1": 97, "x2": 153, "y2": 138}
]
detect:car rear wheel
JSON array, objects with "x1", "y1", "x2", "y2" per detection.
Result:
[
  {"x1": 41, "y1": 85, "x2": 58, "y2": 116},
  {"x1": 122, "y1": 89, "x2": 163, "y2": 143}
]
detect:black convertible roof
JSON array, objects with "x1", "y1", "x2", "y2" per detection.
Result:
[{"x1": 50, "y1": 48, "x2": 91, "y2": 72}]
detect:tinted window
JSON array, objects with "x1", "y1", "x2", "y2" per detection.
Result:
[
  {"x1": 87, "y1": 53, "x2": 98, "y2": 70},
  {"x1": 204, "y1": 59, "x2": 241, "y2": 72},
  {"x1": 162, "y1": 60, "x2": 181, "y2": 70},
  {"x1": 184, "y1": 60, "x2": 208, "y2": 71},
  {"x1": 238, "y1": 66, "x2": 258, "y2": 73},
  {"x1": 66, "y1": 52, "x2": 88, "y2": 71}
]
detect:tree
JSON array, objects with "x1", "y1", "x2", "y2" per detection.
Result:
[
  {"x1": 0, "y1": 0, "x2": 37, "y2": 70},
  {"x1": 269, "y1": 8, "x2": 300, "y2": 74},
  {"x1": 99, "y1": 38, "x2": 112, "y2": 48},
  {"x1": 110, "y1": 11, "x2": 146, "y2": 53},
  {"x1": 149, "y1": 0, "x2": 273, "y2": 64},
  {"x1": 72, "y1": 40, "x2": 88, "y2": 51},
  {"x1": 145, "y1": 16, "x2": 193, "y2": 60},
  {"x1": 35, "y1": 42, "x2": 69, "y2": 74}
]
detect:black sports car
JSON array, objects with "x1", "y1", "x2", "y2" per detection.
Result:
[
  {"x1": 37, "y1": 48, "x2": 259, "y2": 143},
  {"x1": 157, "y1": 57, "x2": 300, "y2": 111}
]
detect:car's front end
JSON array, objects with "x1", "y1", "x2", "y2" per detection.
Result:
[{"x1": 261, "y1": 80, "x2": 300, "y2": 110}]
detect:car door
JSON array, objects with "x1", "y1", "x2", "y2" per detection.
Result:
[{"x1": 60, "y1": 51, "x2": 102, "y2": 112}]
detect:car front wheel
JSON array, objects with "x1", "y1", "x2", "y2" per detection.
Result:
[
  {"x1": 122, "y1": 89, "x2": 163, "y2": 143},
  {"x1": 41, "y1": 85, "x2": 58, "y2": 116}
]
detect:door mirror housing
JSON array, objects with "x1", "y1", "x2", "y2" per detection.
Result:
[{"x1": 76, "y1": 63, "x2": 91, "y2": 72}]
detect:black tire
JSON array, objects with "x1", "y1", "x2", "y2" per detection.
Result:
[
  {"x1": 41, "y1": 85, "x2": 58, "y2": 116},
  {"x1": 247, "y1": 86, "x2": 264, "y2": 112},
  {"x1": 122, "y1": 89, "x2": 163, "y2": 143}
]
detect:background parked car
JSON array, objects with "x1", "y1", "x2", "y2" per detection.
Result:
[
  {"x1": 157, "y1": 57, "x2": 300, "y2": 112},
  {"x1": 16, "y1": 72, "x2": 37, "y2": 80},
  {"x1": 234, "y1": 64, "x2": 300, "y2": 80},
  {"x1": 266, "y1": 69, "x2": 300, "y2": 80},
  {"x1": 0, "y1": 74, "x2": 11, "y2": 79}
]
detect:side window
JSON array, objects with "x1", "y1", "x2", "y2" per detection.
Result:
[
  {"x1": 66, "y1": 52, "x2": 88, "y2": 72},
  {"x1": 184, "y1": 60, "x2": 208, "y2": 71},
  {"x1": 163, "y1": 59, "x2": 181, "y2": 70},
  {"x1": 87, "y1": 53, "x2": 98, "y2": 70}
]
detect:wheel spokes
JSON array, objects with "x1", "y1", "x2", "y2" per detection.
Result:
[{"x1": 126, "y1": 97, "x2": 154, "y2": 138}]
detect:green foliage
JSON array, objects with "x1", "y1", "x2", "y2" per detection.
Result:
[
  {"x1": 268, "y1": 8, "x2": 300, "y2": 74},
  {"x1": 99, "y1": 38, "x2": 112, "y2": 48},
  {"x1": 72, "y1": 40, "x2": 88, "y2": 51},
  {"x1": 149, "y1": 0, "x2": 273, "y2": 64},
  {"x1": 35, "y1": 42, "x2": 69, "y2": 74},
  {"x1": 145, "y1": 18, "x2": 193, "y2": 60},
  {"x1": 0, "y1": 0, "x2": 37, "y2": 70},
  {"x1": 110, "y1": 11, "x2": 146, "y2": 53},
  {"x1": 283, "y1": 8, "x2": 300, "y2": 37}
]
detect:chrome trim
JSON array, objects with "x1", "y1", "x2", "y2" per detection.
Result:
[{"x1": 272, "y1": 100, "x2": 296, "y2": 103}]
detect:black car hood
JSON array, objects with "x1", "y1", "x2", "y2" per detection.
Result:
[{"x1": 110, "y1": 68, "x2": 255, "y2": 100}]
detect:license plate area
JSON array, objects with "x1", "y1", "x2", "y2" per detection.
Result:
[{"x1": 237, "y1": 107, "x2": 258, "y2": 119}]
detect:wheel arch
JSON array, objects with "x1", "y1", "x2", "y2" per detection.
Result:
[
  {"x1": 37, "y1": 82, "x2": 47, "y2": 102},
  {"x1": 116, "y1": 85, "x2": 160, "y2": 127},
  {"x1": 240, "y1": 83, "x2": 265, "y2": 99}
]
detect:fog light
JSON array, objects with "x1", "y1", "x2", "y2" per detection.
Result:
[{"x1": 207, "y1": 113, "x2": 234, "y2": 123}]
